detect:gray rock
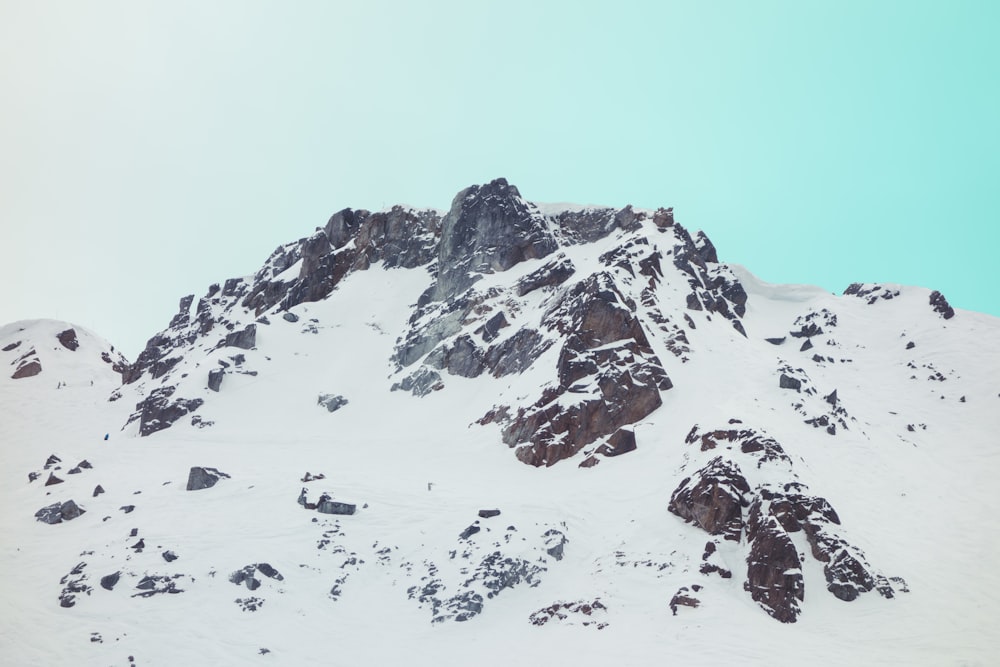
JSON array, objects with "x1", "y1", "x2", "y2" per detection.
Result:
[
  {"x1": 478, "y1": 509, "x2": 501, "y2": 518},
  {"x1": 208, "y1": 368, "x2": 224, "y2": 392},
  {"x1": 429, "y1": 178, "x2": 557, "y2": 303},
  {"x1": 131, "y1": 385, "x2": 204, "y2": 437},
  {"x1": 459, "y1": 524, "x2": 481, "y2": 540},
  {"x1": 186, "y1": 466, "x2": 230, "y2": 491},
  {"x1": 100, "y1": 572, "x2": 121, "y2": 591},
  {"x1": 317, "y1": 500, "x2": 356, "y2": 515},
  {"x1": 35, "y1": 500, "x2": 85, "y2": 524},
  {"x1": 515, "y1": 254, "x2": 576, "y2": 296},
  {"x1": 779, "y1": 374, "x2": 802, "y2": 391},
  {"x1": 929, "y1": 290, "x2": 955, "y2": 319},
  {"x1": 282, "y1": 312, "x2": 299, "y2": 323},
  {"x1": 162, "y1": 550, "x2": 178, "y2": 562},
  {"x1": 317, "y1": 394, "x2": 348, "y2": 412},
  {"x1": 391, "y1": 367, "x2": 444, "y2": 397},
  {"x1": 223, "y1": 324, "x2": 257, "y2": 350}
]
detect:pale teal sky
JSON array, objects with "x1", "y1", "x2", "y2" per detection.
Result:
[{"x1": 1, "y1": 1, "x2": 997, "y2": 358}]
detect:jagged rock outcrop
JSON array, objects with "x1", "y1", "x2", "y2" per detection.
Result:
[
  {"x1": 671, "y1": 424, "x2": 904, "y2": 623},
  {"x1": 425, "y1": 178, "x2": 558, "y2": 303},
  {"x1": 317, "y1": 394, "x2": 348, "y2": 412},
  {"x1": 668, "y1": 457, "x2": 750, "y2": 541},
  {"x1": 745, "y1": 498, "x2": 804, "y2": 623},
  {"x1": 929, "y1": 290, "x2": 955, "y2": 319},
  {"x1": 128, "y1": 386, "x2": 203, "y2": 437}
]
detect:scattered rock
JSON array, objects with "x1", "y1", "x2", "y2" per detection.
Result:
[
  {"x1": 162, "y1": 550, "x2": 178, "y2": 562},
  {"x1": 100, "y1": 572, "x2": 121, "y2": 591},
  {"x1": 186, "y1": 466, "x2": 230, "y2": 491},
  {"x1": 207, "y1": 368, "x2": 224, "y2": 392},
  {"x1": 459, "y1": 524, "x2": 481, "y2": 540},
  {"x1": 670, "y1": 587, "x2": 701, "y2": 615},
  {"x1": 478, "y1": 509, "x2": 501, "y2": 518},
  {"x1": 317, "y1": 499, "x2": 356, "y2": 515},
  {"x1": 317, "y1": 394, "x2": 348, "y2": 412},
  {"x1": 35, "y1": 500, "x2": 86, "y2": 524}
]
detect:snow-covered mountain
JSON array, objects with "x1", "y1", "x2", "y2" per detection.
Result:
[{"x1": 3, "y1": 178, "x2": 998, "y2": 666}]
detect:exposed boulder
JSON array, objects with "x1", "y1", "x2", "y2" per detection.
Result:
[
  {"x1": 317, "y1": 498, "x2": 356, "y2": 515},
  {"x1": 12, "y1": 357, "x2": 41, "y2": 379},
  {"x1": 670, "y1": 587, "x2": 701, "y2": 615},
  {"x1": 56, "y1": 328, "x2": 79, "y2": 351},
  {"x1": 207, "y1": 368, "x2": 224, "y2": 392},
  {"x1": 317, "y1": 394, "x2": 348, "y2": 412},
  {"x1": 186, "y1": 466, "x2": 230, "y2": 491},
  {"x1": 100, "y1": 572, "x2": 121, "y2": 591},
  {"x1": 668, "y1": 457, "x2": 750, "y2": 541},
  {"x1": 222, "y1": 324, "x2": 257, "y2": 350},
  {"x1": 929, "y1": 290, "x2": 955, "y2": 319},
  {"x1": 779, "y1": 374, "x2": 802, "y2": 391},
  {"x1": 35, "y1": 500, "x2": 85, "y2": 524},
  {"x1": 478, "y1": 509, "x2": 501, "y2": 518}
]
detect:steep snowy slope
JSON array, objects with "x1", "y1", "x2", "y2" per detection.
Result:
[{"x1": 2, "y1": 180, "x2": 998, "y2": 666}]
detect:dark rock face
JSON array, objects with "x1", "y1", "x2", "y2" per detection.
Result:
[
  {"x1": 45, "y1": 472, "x2": 63, "y2": 486},
  {"x1": 672, "y1": 424, "x2": 905, "y2": 623},
  {"x1": 56, "y1": 328, "x2": 79, "y2": 351},
  {"x1": 222, "y1": 324, "x2": 256, "y2": 350},
  {"x1": 2, "y1": 340, "x2": 21, "y2": 352},
  {"x1": 186, "y1": 466, "x2": 230, "y2": 491},
  {"x1": 745, "y1": 498, "x2": 804, "y2": 623},
  {"x1": 100, "y1": 572, "x2": 121, "y2": 591},
  {"x1": 478, "y1": 509, "x2": 501, "y2": 518},
  {"x1": 162, "y1": 550, "x2": 178, "y2": 563},
  {"x1": 499, "y1": 273, "x2": 671, "y2": 467},
  {"x1": 668, "y1": 457, "x2": 750, "y2": 541},
  {"x1": 459, "y1": 524, "x2": 481, "y2": 540},
  {"x1": 12, "y1": 357, "x2": 41, "y2": 379},
  {"x1": 515, "y1": 254, "x2": 576, "y2": 296},
  {"x1": 929, "y1": 290, "x2": 955, "y2": 319},
  {"x1": 92, "y1": 484, "x2": 104, "y2": 497},
  {"x1": 428, "y1": 178, "x2": 557, "y2": 303},
  {"x1": 130, "y1": 386, "x2": 204, "y2": 437}
]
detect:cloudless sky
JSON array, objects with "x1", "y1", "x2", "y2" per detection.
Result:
[{"x1": 1, "y1": 1, "x2": 997, "y2": 359}]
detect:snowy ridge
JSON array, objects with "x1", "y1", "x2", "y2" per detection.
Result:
[{"x1": 2, "y1": 179, "x2": 998, "y2": 665}]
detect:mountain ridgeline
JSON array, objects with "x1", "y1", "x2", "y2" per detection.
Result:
[{"x1": 15, "y1": 177, "x2": 987, "y2": 630}]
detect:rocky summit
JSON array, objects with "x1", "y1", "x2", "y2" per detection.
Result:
[{"x1": 1, "y1": 179, "x2": 998, "y2": 666}]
